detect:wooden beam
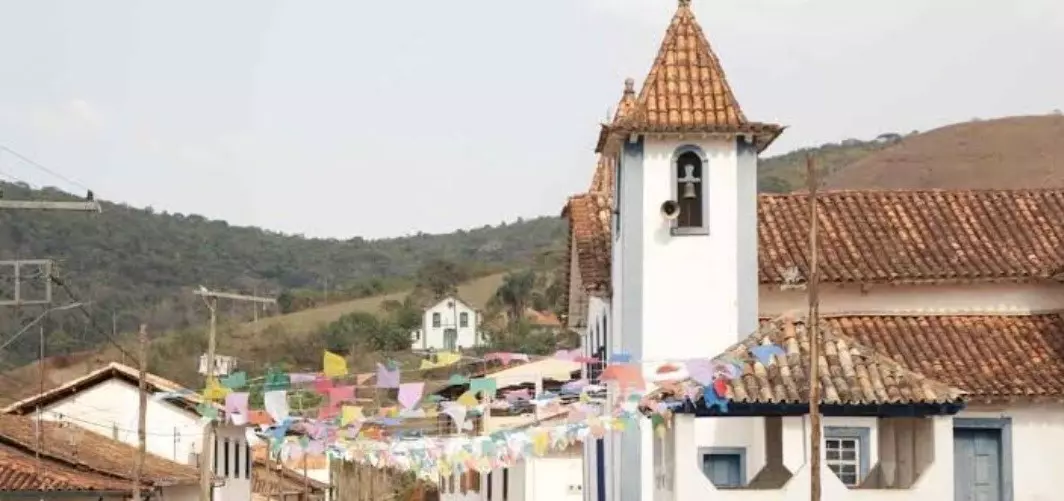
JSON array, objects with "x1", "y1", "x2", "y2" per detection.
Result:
[{"x1": 0, "y1": 200, "x2": 101, "y2": 211}]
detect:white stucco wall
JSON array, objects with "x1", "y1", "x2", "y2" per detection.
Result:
[
  {"x1": 439, "y1": 454, "x2": 582, "y2": 501},
  {"x1": 959, "y1": 404, "x2": 1064, "y2": 501},
  {"x1": 668, "y1": 414, "x2": 954, "y2": 501},
  {"x1": 36, "y1": 377, "x2": 253, "y2": 501},
  {"x1": 40, "y1": 378, "x2": 204, "y2": 463},
  {"x1": 761, "y1": 282, "x2": 1064, "y2": 316},
  {"x1": 418, "y1": 297, "x2": 479, "y2": 351}
]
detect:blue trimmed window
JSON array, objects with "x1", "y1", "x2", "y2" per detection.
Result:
[
  {"x1": 824, "y1": 427, "x2": 870, "y2": 487},
  {"x1": 700, "y1": 447, "x2": 745, "y2": 488}
]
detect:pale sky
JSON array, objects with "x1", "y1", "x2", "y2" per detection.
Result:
[{"x1": 0, "y1": 0, "x2": 1060, "y2": 239}]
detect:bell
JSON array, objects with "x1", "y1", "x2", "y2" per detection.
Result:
[{"x1": 682, "y1": 182, "x2": 697, "y2": 200}]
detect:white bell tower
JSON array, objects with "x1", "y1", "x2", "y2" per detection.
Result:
[{"x1": 598, "y1": 1, "x2": 783, "y2": 500}]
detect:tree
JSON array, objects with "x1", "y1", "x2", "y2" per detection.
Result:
[
  {"x1": 415, "y1": 259, "x2": 469, "y2": 299},
  {"x1": 494, "y1": 270, "x2": 535, "y2": 323},
  {"x1": 321, "y1": 311, "x2": 411, "y2": 354}
]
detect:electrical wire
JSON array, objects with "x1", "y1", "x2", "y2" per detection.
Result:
[
  {"x1": 0, "y1": 145, "x2": 93, "y2": 194},
  {"x1": 48, "y1": 274, "x2": 140, "y2": 366}
]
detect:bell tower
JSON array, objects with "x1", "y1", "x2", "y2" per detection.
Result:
[{"x1": 598, "y1": 1, "x2": 782, "y2": 500}]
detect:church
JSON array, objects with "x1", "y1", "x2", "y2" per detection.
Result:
[{"x1": 562, "y1": 1, "x2": 1064, "y2": 501}]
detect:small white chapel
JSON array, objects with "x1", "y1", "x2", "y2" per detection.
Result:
[{"x1": 561, "y1": 1, "x2": 1064, "y2": 501}]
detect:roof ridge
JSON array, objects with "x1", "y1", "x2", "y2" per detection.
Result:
[{"x1": 776, "y1": 187, "x2": 1064, "y2": 196}]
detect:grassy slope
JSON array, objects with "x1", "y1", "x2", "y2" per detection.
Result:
[{"x1": 0, "y1": 273, "x2": 507, "y2": 404}]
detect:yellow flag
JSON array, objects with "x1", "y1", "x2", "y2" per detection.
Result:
[
  {"x1": 420, "y1": 351, "x2": 462, "y2": 370},
  {"x1": 323, "y1": 351, "x2": 348, "y2": 378},
  {"x1": 456, "y1": 390, "x2": 479, "y2": 408},
  {"x1": 202, "y1": 377, "x2": 230, "y2": 401},
  {"x1": 532, "y1": 431, "x2": 549, "y2": 456},
  {"x1": 341, "y1": 405, "x2": 364, "y2": 426}
]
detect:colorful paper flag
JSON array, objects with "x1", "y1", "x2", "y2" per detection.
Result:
[
  {"x1": 376, "y1": 363, "x2": 400, "y2": 388},
  {"x1": 398, "y1": 382, "x2": 425, "y2": 409},
  {"x1": 323, "y1": 351, "x2": 348, "y2": 378},
  {"x1": 341, "y1": 405, "x2": 364, "y2": 426},
  {"x1": 202, "y1": 378, "x2": 230, "y2": 401}
]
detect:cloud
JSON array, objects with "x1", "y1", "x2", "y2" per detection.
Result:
[{"x1": 29, "y1": 98, "x2": 106, "y2": 139}]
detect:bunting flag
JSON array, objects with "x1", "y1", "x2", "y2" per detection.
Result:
[
  {"x1": 324, "y1": 351, "x2": 348, "y2": 378},
  {"x1": 202, "y1": 378, "x2": 230, "y2": 401}
]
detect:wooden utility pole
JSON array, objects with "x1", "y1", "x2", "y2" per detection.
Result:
[
  {"x1": 134, "y1": 324, "x2": 149, "y2": 501},
  {"x1": 193, "y1": 287, "x2": 276, "y2": 501},
  {"x1": 806, "y1": 155, "x2": 823, "y2": 501}
]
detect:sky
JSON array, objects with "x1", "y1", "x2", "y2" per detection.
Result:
[{"x1": 0, "y1": 0, "x2": 1060, "y2": 239}]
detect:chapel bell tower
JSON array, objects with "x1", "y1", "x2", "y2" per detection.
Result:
[{"x1": 596, "y1": 1, "x2": 782, "y2": 498}]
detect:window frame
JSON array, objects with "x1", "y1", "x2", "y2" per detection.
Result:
[
  {"x1": 698, "y1": 446, "x2": 746, "y2": 488},
  {"x1": 459, "y1": 312, "x2": 469, "y2": 328},
  {"x1": 824, "y1": 426, "x2": 870, "y2": 487},
  {"x1": 432, "y1": 312, "x2": 441, "y2": 328},
  {"x1": 670, "y1": 145, "x2": 710, "y2": 236}
]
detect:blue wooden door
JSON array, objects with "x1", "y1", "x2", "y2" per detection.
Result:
[{"x1": 954, "y1": 428, "x2": 1001, "y2": 501}]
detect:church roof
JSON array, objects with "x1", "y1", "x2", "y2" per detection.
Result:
[
  {"x1": 561, "y1": 189, "x2": 1064, "y2": 307},
  {"x1": 598, "y1": 0, "x2": 782, "y2": 152},
  {"x1": 826, "y1": 314, "x2": 1064, "y2": 403}
]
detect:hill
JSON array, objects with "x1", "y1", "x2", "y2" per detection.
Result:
[
  {"x1": 0, "y1": 181, "x2": 565, "y2": 365},
  {"x1": 824, "y1": 114, "x2": 1064, "y2": 189},
  {"x1": 0, "y1": 273, "x2": 509, "y2": 404}
]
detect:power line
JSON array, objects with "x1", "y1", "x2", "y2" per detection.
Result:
[
  {"x1": 0, "y1": 145, "x2": 93, "y2": 194},
  {"x1": 48, "y1": 274, "x2": 140, "y2": 366}
]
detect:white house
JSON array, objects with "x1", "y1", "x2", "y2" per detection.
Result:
[
  {"x1": 2, "y1": 362, "x2": 254, "y2": 501},
  {"x1": 561, "y1": 1, "x2": 1064, "y2": 501},
  {"x1": 412, "y1": 296, "x2": 481, "y2": 351},
  {"x1": 432, "y1": 357, "x2": 585, "y2": 501},
  {"x1": 0, "y1": 412, "x2": 201, "y2": 500}
]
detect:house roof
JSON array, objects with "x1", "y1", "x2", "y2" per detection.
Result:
[
  {"x1": 825, "y1": 314, "x2": 1064, "y2": 402},
  {"x1": 598, "y1": 0, "x2": 782, "y2": 152},
  {"x1": 561, "y1": 191, "x2": 612, "y2": 298},
  {"x1": 563, "y1": 189, "x2": 1064, "y2": 303},
  {"x1": 649, "y1": 315, "x2": 966, "y2": 408},
  {"x1": 249, "y1": 450, "x2": 329, "y2": 496},
  {"x1": 427, "y1": 295, "x2": 477, "y2": 313},
  {"x1": 758, "y1": 189, "x2": 1064, "y2": 285},
  {"x1": 524, "y1": 309, "x2": 562, "y2": 327},
  {"x1": 2, "y1": 362, "x2": 212, "y2": 416},
  {"x1": 0, "y1": 441, "x2": 134, "y2": 494},
  {"x1": 0, "y1": 414, "x2": 199, "y2": 487}
]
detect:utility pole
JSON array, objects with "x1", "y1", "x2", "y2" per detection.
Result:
[
  {"x1": 193, "y1": 287, "x2": 276, "y2": 501},
  {"x1": 0, "y1": 189, "x2": 98, "y2": 474},
  {"x1": 806, "y1": 155, "x2": 823, "y2": 501},
  {"x1": 134, "y1": 324, "x2": 149, "y2": 501}
]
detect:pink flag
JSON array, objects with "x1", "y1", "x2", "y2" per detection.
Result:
[
  {"x1": 397, "y1": 382, "x2": 425, "y2": 409},
  {"x1": 376, "y1": 363, "x2": 401, "y2": 389},
  {"x1": 225, "y1": 392, "x2": 249, "y2": 416}
]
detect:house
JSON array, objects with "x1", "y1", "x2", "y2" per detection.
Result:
[
  {"x1": 412, "y1": 296, "x2": 481, "y2": 351},
  {"x1": 438, "y1": 412, "x2": 584, "y2": 501},
  {"x1": 0, "y1": 412, "x2": 200, "y2": 500},
  {"x1": 2, "y1": 362, "x2": 255, "y2": 501},
  {"x1": 251, "y1": 445, "x2": 331, "y2": 501},
  {"x1": 433, "y1": 357, "x2": 584, "y2": 501},
  {"x1": 562, "y1": 1, "x2": 1064, "y2": 500}
]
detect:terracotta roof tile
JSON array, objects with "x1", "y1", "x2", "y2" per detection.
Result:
[
  {"x1": 562, "y1": 192, "x2": 611, "y2": 297},
  {"x1": 0, "y1": 442, "x2": 133, "y2": 493},
  {"x1": 759, "y1": 189, "x2": 1064, "y2": 284},
  {"x1": 601, "y1": 0, "x2": 783, "y2": 152},
  {"x1": 827, "y1": 315, "x2": 1064, "y2": 402},
  {"x1": 0, "y1": 414, "x2": 199, "y2": 487},
  {"x1": 650, "y1": 315, "x2": 966, "y2": 407},
  {"x1": 564, "y1": 189, "x2": 1064, "y2": 294}
]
